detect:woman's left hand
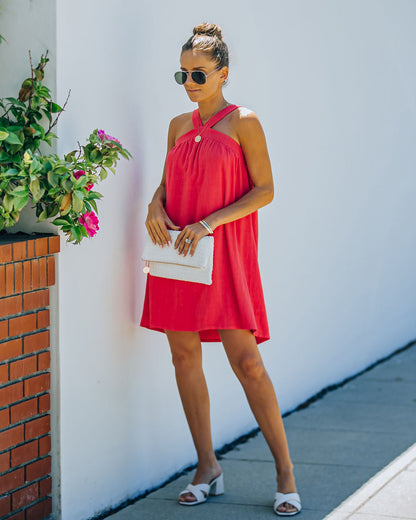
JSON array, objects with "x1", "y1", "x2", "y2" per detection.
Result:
[{"x1": 174, "y1": 222, "x2": 210, "y2": 256}]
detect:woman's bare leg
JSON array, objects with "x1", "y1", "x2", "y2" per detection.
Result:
[
  {"x1": 219, "y1": 329, "x2": 298, "y2": 514},
  {"x1": 166, "y1": 330, "x2": 222, "y2": 503}
]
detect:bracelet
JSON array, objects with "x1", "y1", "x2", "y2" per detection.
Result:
[{"x1": 199, "y1": 219, "x2": 214, "y2": 235}]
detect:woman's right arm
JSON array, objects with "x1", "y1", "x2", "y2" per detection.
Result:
[{"x1": 145, "y1": 118, "x2": 180, "y2": 245}]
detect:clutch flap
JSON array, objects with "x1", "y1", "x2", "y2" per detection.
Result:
[{"x1": 141, "y1": 230, "x2": 213, "y2": 269}]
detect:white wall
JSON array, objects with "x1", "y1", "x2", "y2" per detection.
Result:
[{"x1": 3, "y1": 0, "x2": 416, "y2": 519}]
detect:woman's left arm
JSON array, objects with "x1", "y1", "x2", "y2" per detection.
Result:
[
  {"x1": 176, "y1": 110, "x2": 274, "y2": 256},
  {"x1": 206, "y1": 110, "x2": 274, "y2": 229}
]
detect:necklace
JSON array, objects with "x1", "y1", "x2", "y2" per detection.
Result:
[{"x1": 195, "y1": 102, "x2": 230, "y2": 143}]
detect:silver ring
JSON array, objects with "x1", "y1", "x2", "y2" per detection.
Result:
[{"x1": 185, "y1": 238, "x2": 193, "y2": 244}]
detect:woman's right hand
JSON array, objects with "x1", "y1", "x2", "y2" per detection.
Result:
[{"x1": 145, "y1": 200, "x2": 180, "y2": 246}]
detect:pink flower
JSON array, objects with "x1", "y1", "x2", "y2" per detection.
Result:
[
  {"x1": 74, "y1": 170, "x2": 94, "y2": 191},
  {"x1": 97, "y1": 129, "x2": 122, "y2": 147},
  {"x1": 78, "y1": 211, "x2": 99, "y2": 237}
]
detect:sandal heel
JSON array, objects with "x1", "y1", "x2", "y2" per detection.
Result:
[{"x1": 209, "y1": 473, "x2": 224, "y2": 496}]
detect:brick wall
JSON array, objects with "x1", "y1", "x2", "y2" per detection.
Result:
[{"x1": 0, "y1": 234, "x2": 59, "y2": 520}]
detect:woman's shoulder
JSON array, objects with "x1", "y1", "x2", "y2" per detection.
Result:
[
  {"x1": 169, "y1": 111, "x2": 193, "y2": 128},
  {"x1": 168, "y1": 111, "x2": 194, "y2": 144},
  {"x1": 231, "y1": 106, "x2": 264, "y2": 139},
  {"x1": 232, "y1": 105, "x2": 260, "y2": 123}
]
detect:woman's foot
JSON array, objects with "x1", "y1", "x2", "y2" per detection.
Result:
[
  {"x1": 275, "y1": 467, "x2": 300, "y2": 515},
  {"x1": 178, "y1": 463, "x2": 222, "y2": 504}
]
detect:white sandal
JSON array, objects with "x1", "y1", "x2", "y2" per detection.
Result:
[
  {"x1": 178, "y1": 473, "x2": 224, "y2": 506},
  {"x1": 274, "y1": 492, "x2": 302, "y2": 516}
]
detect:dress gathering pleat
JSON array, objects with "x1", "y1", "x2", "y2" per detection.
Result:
[{"x1": 140, "y1": 104, "x2": 270, "y2": 344}]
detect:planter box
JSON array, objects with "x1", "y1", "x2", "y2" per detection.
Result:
[{"x1": 0, "y1": 232, "x2": 59, "y2": 520}]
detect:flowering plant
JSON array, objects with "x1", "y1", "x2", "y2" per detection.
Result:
[{"x1": 0, "y1": 53, "x2": 132, "y2": 243}]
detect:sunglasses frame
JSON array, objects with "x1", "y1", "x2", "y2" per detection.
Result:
[{"x1": 174, "y1": 67, "x2": 222, "y2": 85}]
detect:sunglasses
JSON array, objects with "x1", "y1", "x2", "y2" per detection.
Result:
[{"x1": 174, "y1": 67, "x2": 222, "y2": 85}]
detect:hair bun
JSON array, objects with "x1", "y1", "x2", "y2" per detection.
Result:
[{"x1": 193, "y1": 23, "x2": 223, "y2": 40}]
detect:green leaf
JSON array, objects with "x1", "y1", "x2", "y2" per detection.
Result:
[
  {"x1": 72, "y1": 191, "x2": 84, "y2": 213},
  {"x1": 47, "y1": 205, "x2": 59, "y2": 218},
  {"x1": 99, "y1": 168, "x2": 108, "y2": 181},
  {"x1": 12, "y1": 185, "x2": 28, "y2": 196},
  {"x1": 47, "y1": 170, "x2": 59, "y2": 187},
  {"x1": 38, "y1": 209, "x2": 48, "y2": 222},
  {"x1": 88, "y1": 199, "x2": 98, "y2": 213},
  {"x1": 13, "y1": 193, "x2": 29, "y2": 211},
  {"x1": 3, "y1": 193, "x2": 14, "y2": 212},
  {"x1": 29, "y1": 178, "x2": 41, "y2": 201},
  {"x1": 62, "y1": 178, "x2": 73, "y2": 192},
  {"x1": 5, "y1": 132, "x2": 22, "y2": 145},
  {"x1": 49, "y1": 102, "x2": 62, "y2": 113},
  {"x1": 0, "y1": 130, "x2": 9, "y2": 141},
  {"x1": 53, "y1": 218, "x2": 71, "y2": 226}
]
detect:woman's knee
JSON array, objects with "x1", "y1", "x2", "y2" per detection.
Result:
[
  {"x1": 234, "y1": 354, "x2": 266, "y2": 382},
  {"x1": 166, "y1": 331, "x2": 201, "y2": 370}
]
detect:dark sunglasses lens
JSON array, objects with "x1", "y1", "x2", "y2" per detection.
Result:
[
  {"x1": 174, "y1": 71, "x2": 187, "y2": 85},
  {"x1": 192, "y1": 71, "x2": 207, "y2": 84}
]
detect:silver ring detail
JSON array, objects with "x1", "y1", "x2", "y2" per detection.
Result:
[{"x1": 185, "y1": 238, "x2": 193, "y2": 244}]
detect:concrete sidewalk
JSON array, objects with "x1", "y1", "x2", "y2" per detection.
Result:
[{"x1": 107, "y1": 341, "x2": 416, "y2": 520}]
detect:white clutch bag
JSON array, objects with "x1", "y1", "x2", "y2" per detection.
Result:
[{"x1": 141, "y1": 230, "x2": 214, "y2": 285}]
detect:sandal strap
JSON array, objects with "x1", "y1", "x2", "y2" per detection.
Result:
[
  {"x1": 274, "y1": 492, "x2": 301, "y2": 510},
  {"x1": 179, "y1": 483, "x2": 210, "y2": 502}
]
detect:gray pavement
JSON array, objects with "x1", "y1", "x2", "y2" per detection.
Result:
[{"x1": 107, "y1": 341, "x2": 416, "y2": 520}]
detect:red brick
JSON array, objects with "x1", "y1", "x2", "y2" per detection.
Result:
[
  {"x1": 0, "y1": 425, "x2": 24, "y2": 451},
  {"x1": 0, "y1": 265, "x2": 5, "y2": 297},
  {"x1": 39, "y1": 476, "x2": 52, "y2": 497},
  {"x1": 23, "y1": 331, "x2": 49, "y2": 354},
  {"x1": 26, "y1": 496, "x2": 52, "y2": 520},
  {"x1": 48, "y1": 235, "x2": 60, "y2": 254},
  {"x1": 12, "y1": 241, "x2": 27, "y2": 261},
  {"x1": 0, "y1": 451, "x2": 10, "y2": 473},
  {"x1": 47, "y1": 256, "x2": 55, "y2": 286},
  {"x1": 12, "y1": 482, "x2": 38, "y2": 510},
  {"x1": 31, "y1": 259, "x2": 40, "y2": 290},
  {"x1": 24, "y1": 374, "x2": 50, "y2": 397},
  {"x1": 0, "y1": 382, "x2": 23, "y2": 408},
  {"x1": 0, "y1": 362, "x2": 8, "y2": 383},
  {"x1": 37, "y1": 352, "x2": 50, "y2": 372},
  {"x1": 11, "y1": 440, "x2": 38, "y2": 467},
  {"x1": 38, "y1": 435, "x2": 51, "y2": 456},
  {"x1": 27, "y1": 239, "x2": 35, "y2": 259},
  {"x1": 38, "y1": 394, "x2": 50, "y2": 414},
  {"x1": 6, "y1": 263, "x2": 14, "y2": 295},
  {"x1": 0, "y1": 494, "x2": 11, "y2": 517},
  {"x1": 23, "y1": 289, "x2": 49, "y2": 312},
  {"x1": 39, "y1": 257, "x2": 47, "y2": 288},
  {"x1": 9, "y1": 313, "x2": 37, "y2": 337},
  {"x1": 9, "y1": 355, "x2": 37, "y2": 380},
  {"x1": 0, "y1": 407, "x2": 9, "y2": 429},
  {"x1": 0, "y1": 295, "x2": 22, "y2": 318},
  {"x1": 23, "y1": 260, "x2": 31, "y2": 292},
  {"x1": 10, "y1": 397, "x2": 38, "y2": 424},
  {"x1": 0, "y1": 319, "x2": 9, "y2": 341},
  {"x1": 0, "y1": 468, "x2": 25, "y2": 495},
  {"x1": 7, "y1": 511, "x2": 25, "y2": 520},
  {"x1": 25, "y1": 456, "x2": 51, "y2": 481},
  {"x1": 35, "y1": 238, "x2": 48, "y2": 257},
  {"x1": 37, "y1": 309, "x2": 49, "y2": 329},
  {"x1": 0, "y1": 338, "x2": 22, "y2": 362},
  {"x1": 14, "y1": 262, "x2": 23, "y2": 293},
  {"x1": 24, "y1": 415, "x2": 50, "y2": 441},
  {"x1": 0, "y1": 243, "x2": 12, "y2": 263}
]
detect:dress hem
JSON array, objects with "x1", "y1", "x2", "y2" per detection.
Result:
[{"x1": 140, "y1": 322, "x2": 270, "y2": 345}]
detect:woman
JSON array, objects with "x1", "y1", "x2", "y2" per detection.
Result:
[{"x1": 140, "y1": 23, "x2": 301, "y2": 516}]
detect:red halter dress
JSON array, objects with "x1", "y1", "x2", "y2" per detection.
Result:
[{"x1": 140, "y1": 104, "x2": 270, "y2": 344}]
